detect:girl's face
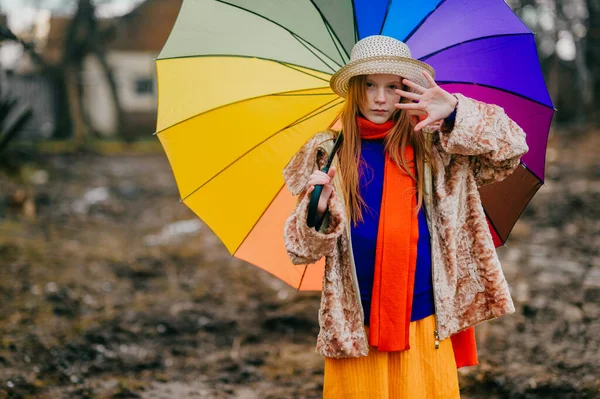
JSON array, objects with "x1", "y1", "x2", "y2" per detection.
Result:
[{"x1": 358, "y1": 74, "x2": 402, "y2": 124}]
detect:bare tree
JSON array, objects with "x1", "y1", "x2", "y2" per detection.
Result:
[{"x1": 4, "y1": 0, "x2": 125, "y2": 141}]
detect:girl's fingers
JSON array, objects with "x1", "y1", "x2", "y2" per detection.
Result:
[
  {"x1": 308, "y1": 167, "x2": 336, "y2": 192},
  {"x1": 308, "y1": 177, "x2": 330, "y2": 186},
  {"x1": 402, "y1": 78, "x2": 426, "y2": 94},
  {"x1": 422, "y1": 70, "x2": 437, "y2": 87},
  {"x1": 395, "y1": 89, "x2": 421, "y2": 100},
  {"x1": 308, "y1": 177, "x2": 328, "y2": 184},
  {"x1": 327, "y1": 166, "x2": 337, "y2": 179},
  {"x1": 307, "y1": 183, "x2": 330, "y2": 192},
  {"x1": 394, "y1": 102, "x2": 422, "y2": 110},
  {"x1": 414, "y1": 116, "x2": 436, "y2": 132},
  {"x1": 311, "y1": 170, "x2": 329, "y2": 179}
]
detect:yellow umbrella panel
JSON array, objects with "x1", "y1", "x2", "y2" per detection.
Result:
[{"x1": 156, "y1": 56, "x2": 343, "y2": 290}]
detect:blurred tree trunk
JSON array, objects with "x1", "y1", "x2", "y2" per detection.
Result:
[
  {"x1": 90, "y1": 33, "x2": 126, "y2": 141},
  {"x1": 574, "y1": 38, "x2": 592, "y2": 124},
  {"x1": 62, "y1": 0, "x2": 94, "y2": 141},
  {"x1": 65, "y1": 62, "x2": 89, "y2": 142},
  {"x1": 97, "y1": 53, "x2": 125, "y2": 138},
  {"x1": 587, "y1": 0, "x2": 600, "y2": 124},
  {"x1": 47, "y1": 67, "x2": 73, "y2": 139}
]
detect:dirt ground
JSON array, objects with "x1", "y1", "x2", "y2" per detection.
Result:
[{"x1": 0, "y1": 128, "x2": 598, "y2": 399}]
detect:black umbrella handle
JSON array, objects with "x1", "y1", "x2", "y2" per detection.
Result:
[{"x1": 307, "y1": 132, "x2": 344, "y2": 229}]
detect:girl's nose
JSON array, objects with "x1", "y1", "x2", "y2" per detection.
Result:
[{"x1": 375, "y1": 88, "x2": 386, "y2": 103}]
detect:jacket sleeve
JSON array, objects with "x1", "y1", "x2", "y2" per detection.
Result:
[
  {"x1": 435, "y1": 93, "x2": 529, "y2": 187},
  {"x1": 284, "y1": 188, "x2": 346, "y2": 265},
  {"x1": 282, "y1": 132, "x2": 346, "y2": 265}
]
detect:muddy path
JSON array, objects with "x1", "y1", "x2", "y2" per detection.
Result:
[{"x1": 0, "y1": 129, "x2": 598, "y2": 398}]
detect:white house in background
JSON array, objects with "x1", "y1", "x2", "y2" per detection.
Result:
[
  {"x1": 83, "y1": 50, "x2": 160, "y2": 136},
  {"x1": 42, "y1": 0, "x2": 183, "y2": 137}
]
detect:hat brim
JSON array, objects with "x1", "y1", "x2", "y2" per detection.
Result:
[{"x1": 329, "y1": 56, "x2": 436, "y2": 98}]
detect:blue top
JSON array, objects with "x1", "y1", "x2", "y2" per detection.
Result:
[{"x1": 350, "y1": 139, "x2": 435, "y2": 324}]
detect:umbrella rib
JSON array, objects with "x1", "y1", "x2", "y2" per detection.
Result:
[
  {"x1": 231, "y1": 182, "x2": 312, "y2": 290},
  {"x1": 231, "y1": 99, "x2": 345, "y2": 256},
  {"x1": 157, "y1": 54, "x2": 336, "y2": 76},
  {"x1": 482, "y1": 206, "x2": 505, "y2": 246},
  {"x1": 181, "y1": 97, "x2": 343, "y2": 202},
  {"x1": 324, "y1": 22, "x2": 348, "y2": 64},
  {"x1": 403, "y1": 0, "x2": 449, "y2": 42},
  {"x1": 518, "y1": 162, "x2": 545, "y2": 184},
  {"x1": 309, "y1": 0, "x2": 352, "y2": 59},
  {"x1": 291, "y1": 33, "x2": 340, "y2": 72},
  {"x1": 501, "y1": 0, "x2": 533, "y2": 35},
  {"x1": 418, "y1": 32, "x2": 533, "y2": 61},
  {"x1": 232, "y1": 183, "x2": 286, "y2": 256},
  {"x1": 351, "y1": 0, "x2": 359, "y2": 42},
  {"x1": 378, "y1": 0, "x2": 394, "y2": 36},
  {"x1": 436, "y1": 81, "x2": 556, "y2": 110},
  {"x1": 155, "y1": 86, "x2": 332, "y2": 135},
  {"x1": 275, "y1": 62, "x2": 331, "y2": 83},
  {"x1": 214, "y1": 0, "x2": 344, "y2": 69},
  {"x1": 297, "y1": 264, "x2": 309, "y2": 292},
  {"x1": 501, "y1": 168, "x2": 543, "y2": 242},
  {"x1": 519, "y1": 159, "x2": 545, "y2": 185},
  {"x1": 275, "y1": 93, "x2": 336, "y2": 97},
  {"x1": 287, "y1": 99, "x2": 345, "y2": 129}
]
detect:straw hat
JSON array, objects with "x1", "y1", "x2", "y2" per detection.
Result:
[{"x1": 329, "y1": 35, "x2": 435, "y2": 98}]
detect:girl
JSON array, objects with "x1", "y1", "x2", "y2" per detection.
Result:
[{"x1": 283, "y1": 35, "x2": 528, "y2": 398}]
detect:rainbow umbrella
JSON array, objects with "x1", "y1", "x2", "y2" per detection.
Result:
[{"x1": 156, "y1": 0, "x2": 554, "y2": 291}]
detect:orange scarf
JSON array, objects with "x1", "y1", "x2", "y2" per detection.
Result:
[
  {"x1": 357, "y1": 116, "x2": 478, "y2": 367},
  {"x1": 358, "y1": 116, "x2": 418, "y2": 351}
]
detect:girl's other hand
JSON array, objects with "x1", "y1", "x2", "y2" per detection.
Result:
[
  {"x1": 394, "y1": 71, "x2": 458, "y2": 132},
  {"x1": 306, "y1": 166, "x2": 337, "y2": 217}
]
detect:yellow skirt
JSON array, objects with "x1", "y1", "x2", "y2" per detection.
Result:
[{"x1": 323, "y1": 314, "x2": 460, "y2": 399}]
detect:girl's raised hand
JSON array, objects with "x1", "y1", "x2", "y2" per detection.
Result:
[{"x1": 393, "y1": 71, "x2": 458, "y2": 132}]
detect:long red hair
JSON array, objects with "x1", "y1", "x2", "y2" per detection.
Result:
[{"x1": 333, "y1": 75, "x2": 433, "y2": 225}]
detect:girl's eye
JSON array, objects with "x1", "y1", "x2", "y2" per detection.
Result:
[
  {"x1": 388, "y1": 85, "x2": 398, "y2": 90},
  {"x1": 366, "y1": 82, "x2": 374, "y2": 88}
]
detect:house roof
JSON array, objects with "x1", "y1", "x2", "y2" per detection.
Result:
[
  {"x1": 41, "y1": 0, "x2": 183, "y2": 64},
  {"x1": 108, "y1": 0, "x2": 183, "y2": 52}
]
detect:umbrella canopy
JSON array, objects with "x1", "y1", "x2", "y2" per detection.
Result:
[{"x1": 156, "y1": 0, "x2": 554, "y2": 290}]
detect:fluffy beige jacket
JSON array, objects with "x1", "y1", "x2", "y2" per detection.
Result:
[{"x1": 282, "y1": 94, "x2": 529, "y2": 358}]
